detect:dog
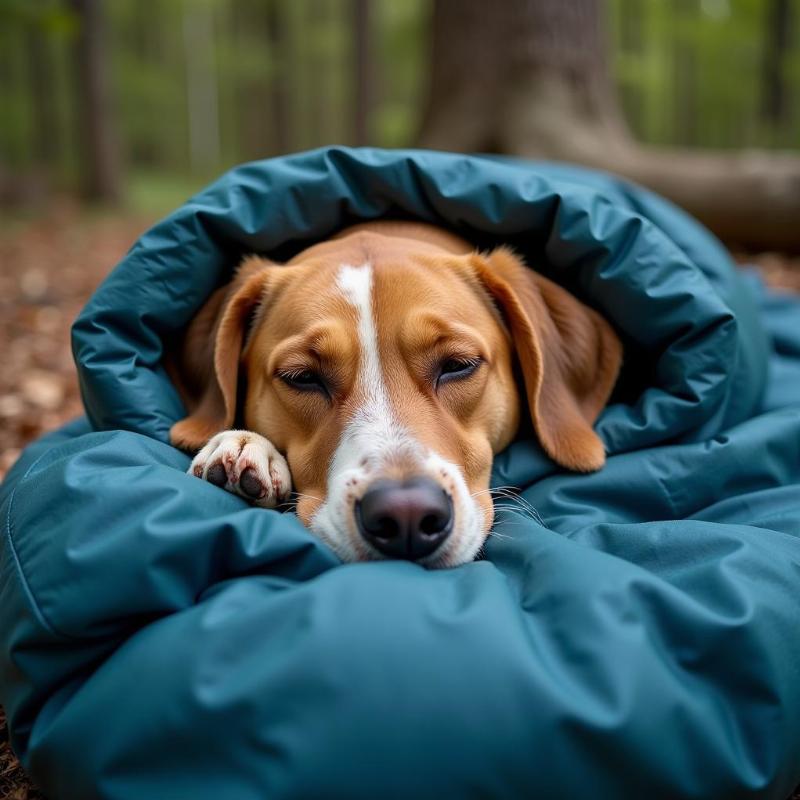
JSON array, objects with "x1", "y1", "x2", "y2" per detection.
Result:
[{"x1": 168, "y1": 221, "x2": 622, "y2": 568}]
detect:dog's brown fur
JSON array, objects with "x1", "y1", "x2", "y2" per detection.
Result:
[{"x1": 168, "y1": 222, "x2": 621, "y2": 556}]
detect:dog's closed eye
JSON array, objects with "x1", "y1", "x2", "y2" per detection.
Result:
[
  {"x1": 277, "y1": 368, "x2": 330, "y2": 397},
  {"x1": 436, "y1": 356, "x2": 483, "y2": 386}
]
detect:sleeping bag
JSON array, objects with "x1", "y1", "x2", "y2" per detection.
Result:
[{"x1": 1, "y1": 147, "x2": 799, "y2": 799}]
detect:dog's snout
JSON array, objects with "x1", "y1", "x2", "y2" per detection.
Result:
[{"x1": 356, "y1": 477, "x2": 453, "y2": 560}]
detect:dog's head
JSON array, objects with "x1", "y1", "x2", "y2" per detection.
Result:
[{"x1": 170, "y1": 222, "x2": 621, "y2": 567}]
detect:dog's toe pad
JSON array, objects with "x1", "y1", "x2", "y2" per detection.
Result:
[
  {"x1": 206, "y1": 462, "x2": 227, "y2": 487},
  {"x1": 240, "y1": 467, "x2": 264, "y2": 499}
]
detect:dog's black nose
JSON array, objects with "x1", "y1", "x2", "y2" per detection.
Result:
[{"x1": 356, "y1": 477, "x2": 453, "y2": 561}]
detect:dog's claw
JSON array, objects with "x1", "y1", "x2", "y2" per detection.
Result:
[{"x1": 189, "y1": 430, "x2": 292, "y2": 509}]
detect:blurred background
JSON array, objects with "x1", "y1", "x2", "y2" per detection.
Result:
[{"x1": 1, "y1": 0, "x2": 799, "y2": 227}]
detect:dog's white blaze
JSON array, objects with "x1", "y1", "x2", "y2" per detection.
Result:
[
  {"x1": 309, "y1": 263, "x2": 486, "y2": 566},
  {"x1": 336, "y1": 264, "x2": 388, "y2": 416},
  {"x1": 331, "y1": 263, "x2": 419, "y2": 470}
]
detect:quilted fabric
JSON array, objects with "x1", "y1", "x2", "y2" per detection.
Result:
[{"x1": 1, "y1": 148, "x2": 799, "y2": 799}]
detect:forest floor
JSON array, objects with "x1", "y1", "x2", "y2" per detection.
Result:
[{"x1": 0, "y1": 208, "x2": 799, "y2": 797}]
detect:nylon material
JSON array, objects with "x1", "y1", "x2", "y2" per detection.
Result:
[
  {"x1": 537, "y1": 408, "x2": 800, "y2": 534},
  {"x1": 3, "y1": 148, "x2": 800, "y2": 798},
  {"x1": 9, "y1": 431, "x2": 335, "y2": 641},
  {"x1": 71, "y1": 148, "x2": 766, "y2": 444}
]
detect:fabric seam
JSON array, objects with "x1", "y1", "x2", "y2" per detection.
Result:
[{"x1": 4, "y1": 450, "x2": 72, "y2": 640}]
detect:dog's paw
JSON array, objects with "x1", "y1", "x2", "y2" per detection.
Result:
[{"x1": 189, "y1": 430, "x2": 292, "y2": 508}]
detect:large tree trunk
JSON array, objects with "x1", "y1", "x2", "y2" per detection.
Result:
[
  {"x1": 418, "y1": 0, "x2": 800, "y2": 252},
  {"x1": 71, "y1": 0, "x2": 122, "y2": 204}
]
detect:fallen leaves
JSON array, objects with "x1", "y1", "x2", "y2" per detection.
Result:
[
  {"x1": 0, "y1": 205, "x2": 153, "y2": 481},
  {"x1": 0, "y1": 708, "x2": 43, "y2": 800}
]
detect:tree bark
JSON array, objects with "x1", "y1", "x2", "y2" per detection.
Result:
[
  {"x1": 352, "y1": 0, "x2": 372, "y2": 145},
  {"x1": 761, "y1": 0, "x2": 792, "y2": 127},
  {"x1": 27, "y1": 26, "x2": 60, "y2": 170},
  {"x1": 267, "y1": 0, "x2": 289, "y2": 154},
  {"x1": 71, "y1": 0, "x2": 122, "y2": 204},
  {"x1": 418, "y1": 0, "x2": 800, "y2": 252},
  {"x1": 673, "y1": 0, "x2": 698, "y2": 146},
  {"x1": 182, "y1": 0, "x2": 220, "y2": 173}
]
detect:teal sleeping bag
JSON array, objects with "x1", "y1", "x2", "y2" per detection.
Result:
[{"x1": 2, "y1": 147, "x2": 800, "y2": 799}]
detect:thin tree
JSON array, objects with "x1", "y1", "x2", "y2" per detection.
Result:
[
  {"x1": 353, "y1": 0, "x2": 371, "y2": 145},
  {"x1": 418, "y1": 0, "x2": 800, "y2": 252},
  {"x1": 182, "y1": 0, "x2": 220, "y2": 174},
  {"x1": 267, "y1": 0, "x2": 289, "y2": 154},
  {"x1": 761, "y1": 0, "x2": 792, "y2": 129},
  {"x1": 27, "y1": 24, "x2": 60, "y2": 170},
  {"x1": 71, "y1": 0, "x2": 122, "y2": 204}
]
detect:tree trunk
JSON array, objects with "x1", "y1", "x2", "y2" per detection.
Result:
[
  {"x1": 352, "y1": 0, "x2": 372, "y2": 145},
  {"x1": 761, "y1": 0, "x2": 792, "y2": 127},
  {"x1": 267, "y1": 0, "x2": 289, "y2": 154},
  {"x1": 418, "y1": 0, "x2": 800, "y2": 252},
  {"x1": 306, "y1": 0, "x2": 328, "y2": 143},
  {"x1": 673, "y1": 0, "x2": 698, "y2": 146},
  {"x1": 27, "y1": 26, "x2": 60, "y2": 170},
  {"x1": 71, "y1": 0, "x2": 122, "y2": 204},
  {"x1": 182, "y1": 0, "x2": 220, "y2": 173}
]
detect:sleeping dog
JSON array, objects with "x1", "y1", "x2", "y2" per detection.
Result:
[{"x1": 168, "y1": 222, "x2": 621, "y2": 567}]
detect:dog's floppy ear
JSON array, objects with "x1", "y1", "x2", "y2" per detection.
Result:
[
  {"x1": 168, "y1": 256, "x2": 274, "y2": 452},
  {"x1": 472, "y1": 247, "x2": 622, "y2": 472}
]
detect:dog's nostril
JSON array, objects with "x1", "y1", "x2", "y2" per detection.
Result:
[
  {"x1": 420, "y1": 512, "x2": 447, "y2": 535},
  {"x1": 356, "y1": 477, "x2": 453, "y2": 561},
  {"x1": 369, "y1": 515, "x2": 400, "y2": 539}
]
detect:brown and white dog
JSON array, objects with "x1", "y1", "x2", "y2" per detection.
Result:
[{"x1": 168, "y1": 221, "x2": 621, "y2": 568}]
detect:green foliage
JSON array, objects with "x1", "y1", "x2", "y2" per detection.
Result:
[
  {"x1": 0, "y1": 0, "x2": 77, "y2": 33},
  {"x1": 1, "y1": 0, "x2": 797, "y2": 212},
  {"x1": 373, "y1": 0, "x2": 429, "y2": 146},
  {"x1": 610, "y1": 0, "x2": 800, "y2": 149},
  {"x1": 127, "y1": 171, "x2": 207, "y2": 216}
]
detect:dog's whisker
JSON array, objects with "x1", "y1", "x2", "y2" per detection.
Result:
[
  {"x1": 491, "y1": 515, "x2": 538, "y2": 528},
  {"x1": 486, "y1": 490, "x2": 525, "y2": 502},
  {"x1": 506, "y1": 497, "x2": 544, "y2": 523},
  {"x1": 485, "y1": 529, "x2": 514, "y2": 540},
  {"x1": 291, "y1": 492, "x2": 324, "y2": 503},
  {"x1": 489, "y1": 490, "x2": 548, "y2": 527},
  {"x1": 506, "y1": 509, "x2": 547, "y2": 528},
  {"x1": 492, "y1": 504, "x2": 533, "y2": 515},
  {"x1": 492, "y1": 501, "x2": 547, "y2": 528}
]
